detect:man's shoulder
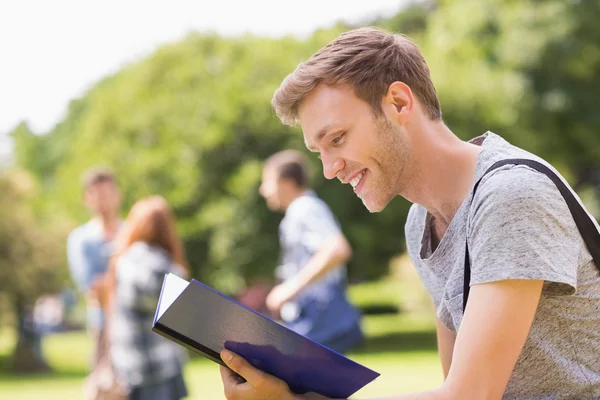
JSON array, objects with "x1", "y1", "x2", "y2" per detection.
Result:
[
  {"x1": 472, "y1": 131, "x2": 574, "y2": 214},
  {"x1": 469, "y1": 160, "x2": 580, "y2": 243},
  {"x1": 473, "y1": 160, "x2": 568, "y2": 209},
  {"x1": 288, "y1": 192, "x2": 332, "y2": 216},
  {"x1": 67, "y1": 220, "x2": 96, "y2": 243}
]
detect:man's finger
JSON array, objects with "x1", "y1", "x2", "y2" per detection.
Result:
[
  {"x1": 220, "y1": 349, "x2": 267, "y2": 387},
  {"x1": 220, "y1": 365, "x2": 252, "y2": 400},
  {"x1": 219, "y1": 365, "x2": 246, "y2": 385}
]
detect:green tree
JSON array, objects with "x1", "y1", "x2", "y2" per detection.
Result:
[
  {"x1": 419, "y1": 0, "x2": 600, "y2": 190},
  {"x1": 12, "y1": 27, "x2": 415, "y2": 290},
  {"x1": 10, "y1": 0, "x2": 600, "y2": 296},
  {"x1": 522, "y1": 0, "x2": 600, "y2": 193},
  {"x1": 0, "y1": 169, "x2": 70, "y2": 372}
]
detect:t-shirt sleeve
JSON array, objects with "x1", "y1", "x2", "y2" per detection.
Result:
[
  {"x1": 468, "y1": 166, "x2": 580, "y2": 295},
  {"x1": 66, "y1": 230, "x2": 93, "y2": 293},
  {"x1": 292, "y1": 199, "x2": 341, "y2": 253}
]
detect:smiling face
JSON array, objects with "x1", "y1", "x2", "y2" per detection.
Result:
[{"x1": 299, "y1": 83, "x2": 413, "y2": 212}]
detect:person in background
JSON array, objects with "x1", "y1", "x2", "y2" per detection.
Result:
[
  {"x1": 259, "y1": 149, "x2": 363, "y2": 354},
  {"x1": 67, "y1": 167, "x2": 122, "y2": 368},
  {"x1": 107, "y1": 195, "x2": 189, "y2": 400}
]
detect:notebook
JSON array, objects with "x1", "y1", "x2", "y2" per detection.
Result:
[{"x1": 152, "y1": 273, "x2": 380, "y2": 398}]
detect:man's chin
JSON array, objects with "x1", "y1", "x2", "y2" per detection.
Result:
[
  {"x1": 364, "y1": 203, "x2": 385, "y2": 213},
  {"x1": 266, "y1": 202, "x2": 281, "y2": 212},
  {"x1": 361, "y1": 194, "x2": 390, "y2": 213}
]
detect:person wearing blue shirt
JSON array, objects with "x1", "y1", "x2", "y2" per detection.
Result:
[
  {"x1": 259, "y1": 149, "x2": 363, "y2": 354},
  {"x1": 66, "y1": 167, "x2": 122, "y2": 368}
]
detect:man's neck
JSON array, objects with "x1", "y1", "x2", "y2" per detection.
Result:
[
  {"x1": 409, "y1": 124, "x2": 482, "y2": 226},
  {"x1": 94, "y1": 214, "x2": 120, "y2": 241},
  {"x1": 282, "y1": 188, "x2": 310, "y2": 212}
]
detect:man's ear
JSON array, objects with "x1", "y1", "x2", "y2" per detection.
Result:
[
  {"x1": 382, "y1": 81, "x2": 414, "y2": 125},
  {"x1": 279, "y1": 178, "x2": 295, "y2": 192}
]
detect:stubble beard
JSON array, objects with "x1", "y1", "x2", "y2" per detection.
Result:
[{"x1": 367, "y1": 118, "x2": 410, "y2": 211}]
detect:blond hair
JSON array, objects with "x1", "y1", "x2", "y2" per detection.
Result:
[{"x1": 272, "y1": 27, "x2": 441, "y2": 126}]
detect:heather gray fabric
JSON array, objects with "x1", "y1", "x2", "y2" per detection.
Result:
[{"x1": 405, "y1": 132, "x2": 600, "y2": 399}]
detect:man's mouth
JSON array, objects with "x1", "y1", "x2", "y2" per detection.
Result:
[{"x1": 349, "y1": 169, "x2": 367, "y2": 194}]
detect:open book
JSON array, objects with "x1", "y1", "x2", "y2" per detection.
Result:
[{"x1": 152, "y1": 273, "x2": 380, "y2": 398}]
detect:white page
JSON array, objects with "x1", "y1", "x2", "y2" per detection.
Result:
[{"x1": 156, "y1": 273, "x2": 189, "y2": 320}]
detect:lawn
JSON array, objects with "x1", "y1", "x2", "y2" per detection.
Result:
[{"x1": 0, "y1": 282, "x2": 442, "y2": 399}]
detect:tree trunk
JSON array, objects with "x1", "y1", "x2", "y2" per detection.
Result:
[{"x1": 9, "y1": 296, "x2": 52, "y2": 373}]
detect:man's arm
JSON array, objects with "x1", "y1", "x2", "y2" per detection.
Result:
[
  {"x1": 441, "y1": 279, "x2": 543, "y2": 399},
  {"x1": 266, "y1": 232, "x2": 351, "y2": 311},
  {"x1": 435, "y1": 313, "x2": 456, "y2": 380},
  {"x1": 221, "y1": 278, "x2": 543, "y2": 400},
  {"x1": 66, "y1": 231, "x2": 94, "y2": 294},
  {"x1": 296, "y1": 232, "x2": 352, "y2": 287}
]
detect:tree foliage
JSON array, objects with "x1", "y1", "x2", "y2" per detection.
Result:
[
  {"x1": 7, "y1": 0, "x2": 600, "y2": 295},
  {"x1": 0, "y1": 170, "x2": 68, "y2": 302},
  {"x1": 0, "y1": 169, "x2": 70, "y2": 371}
]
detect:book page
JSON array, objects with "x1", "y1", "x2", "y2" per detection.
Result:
[{"x1": 156, "y1": 273, "x2": 189, "y2": 320}]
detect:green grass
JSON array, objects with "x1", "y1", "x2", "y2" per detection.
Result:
[
  {"x1": 348, "y1": 279, "x2": 403, "y2": 313},
  {"x1": 0, "y1": 284, "x2": 442, "y2": 399}
]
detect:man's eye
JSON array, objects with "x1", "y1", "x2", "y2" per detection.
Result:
[{"x1": 332, "y1": 133, "x2": 345, "y2": 145}]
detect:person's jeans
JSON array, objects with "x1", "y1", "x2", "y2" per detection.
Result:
[{"x1": 321, "y1": 322, "x2": 364, "y2": 354}]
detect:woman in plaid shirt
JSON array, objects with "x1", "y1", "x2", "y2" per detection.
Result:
[{"x1": 108, "y1": 196, "x2": 189, "y2": 400}]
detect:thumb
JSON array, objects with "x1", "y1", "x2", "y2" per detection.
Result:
[{"x1": 220, "y1": 349, "x2": 265, "y2": 387}]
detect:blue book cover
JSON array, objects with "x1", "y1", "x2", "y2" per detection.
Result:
[{"x1": 152, "y1": 273, "x2": 380, "y2": 398}]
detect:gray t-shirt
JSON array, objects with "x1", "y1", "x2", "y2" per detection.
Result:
[{"x1": 405, "y1": 132, "x2": 600, "y2": 399}]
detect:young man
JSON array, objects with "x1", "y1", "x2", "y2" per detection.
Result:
[
  {"x1": 66, "y1": 167, "x2": 122, "y2": 368},
  {"x1": 219, "y1": 27, "x2": 600, "y2": 399},
  {"x1": 258, "y1": 150, "x2": 363, "y2": 354}
]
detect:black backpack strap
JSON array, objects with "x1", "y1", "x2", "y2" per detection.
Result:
[{"x1": 463, "y1": 158, "x2": 600, "y2": 312}]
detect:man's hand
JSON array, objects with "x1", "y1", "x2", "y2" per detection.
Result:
[
  {"x1": 219, "y1": 349, "x2": 328, "y2": 400},
  {"x1": 90, "y1": 275, "x2": 105, "y2": 294},
  {"x1": 220, "y1": 349, "x2": 297, "y2": 400},
  {"x1": 89, "y1": 275, "x2": 108, "y2": 306},
  {"x1": 265, "y1": 281, "x2": 300, "y2": 313}
]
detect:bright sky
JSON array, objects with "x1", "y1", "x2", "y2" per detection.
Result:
[{"x1": 0, "y1": 0, "x2": 407, "y2": 161}]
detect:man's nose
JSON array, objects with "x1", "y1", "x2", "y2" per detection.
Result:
[{"x1": 322, "y1": 155, "x2": 344, "y2": 180}]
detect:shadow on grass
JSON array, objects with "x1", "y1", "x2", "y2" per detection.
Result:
[
  {"x1": 350, "y1": 330, "x2": 437, "y2": 355},
  {"x1": 0, "y1": 352, "x2": 87, "y2": 382},
  {"x1": 359, "y1": 305, "x2": 400, "y2": 315},
  {"x1": 0, "y1": 329, "x2": 437, "y2": 381},
  {"x1": 0, "y1": 368, "x2": 88, "y2": 382}
]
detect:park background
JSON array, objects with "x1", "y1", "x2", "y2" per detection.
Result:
[{"x1": 1, "y1": 0, "x2": 600, "y2": 398}]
